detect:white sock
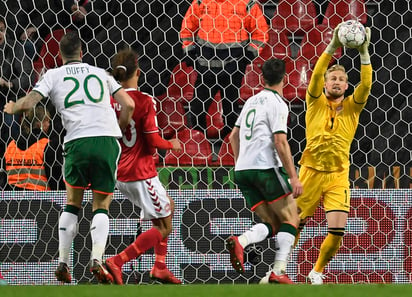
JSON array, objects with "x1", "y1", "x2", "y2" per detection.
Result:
[
  {"x1": 238, "y1": 223, "x2": 270, "y2": 248},
  {"x1": 90, "y1": 212, "x2": 109, "y2": 262},
  {"x1": 272, "y1": 232, "x2": 295, "y2": 275},
  {"x1": 58, "y1": 211, "x2": 78, "y2": 264}
]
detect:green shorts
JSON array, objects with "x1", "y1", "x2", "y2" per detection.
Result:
[
  {"x1": 63, "y1": 136, "x2": 121, "y2": 194},
  {"x1": 234, "y1": 168, "x2": 292, "y2": 211}
]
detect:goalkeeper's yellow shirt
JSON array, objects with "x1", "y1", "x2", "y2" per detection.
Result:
[{"x1": 299, "y1": 52, "x2": 373, "y2": 172}]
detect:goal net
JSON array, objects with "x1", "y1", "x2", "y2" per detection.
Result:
[{"x1": 0, "y1": 0, "x2": 411, "y2": 285}]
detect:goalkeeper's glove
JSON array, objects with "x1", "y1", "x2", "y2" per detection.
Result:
[
  {"x1": 357, "y1": 27, "x2": 371, "y2": 64},
  {"x1": 325, "y1": 23, "x2": 343, "y2": 55}
]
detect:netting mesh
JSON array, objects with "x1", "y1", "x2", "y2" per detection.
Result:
[
  {"x1": 1, "y1": 189, "x2": 412, "y2": 284},
  {"x1": 0, "y1": 0, "x2": 411, "y2": 285}
]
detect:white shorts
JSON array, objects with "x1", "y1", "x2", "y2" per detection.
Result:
[{"x1": 116, "y1": 176, "x2": 171, "y2": 220}]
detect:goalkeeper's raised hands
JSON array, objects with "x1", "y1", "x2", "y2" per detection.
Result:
[
  {"x1": 357, "y1": 27, "x2": 371, "y2": 54},
  {"x1": 357, "y1": 27, "x2": 371, "y2": 64},
  {"x1": 325, "y1": 23, "x2": 343, "y2": 55}
]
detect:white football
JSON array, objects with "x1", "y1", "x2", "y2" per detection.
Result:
[{"x1": 338, "y1": 20, "x2": 366, "y2": 48}]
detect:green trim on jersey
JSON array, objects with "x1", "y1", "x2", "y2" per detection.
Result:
[
  {"x1": 279, "y1": 222, "x2": 297, "y2": 236},
  {"x1": 264, "y1": 88, "x2": 279, "y2": 96},
  {"x1": 64, "y1": 204, "x2": 80, "y2": 215},
  {"x1": 93, "y1": 209, "x2": 109, "y2": 215},
  {"x1": 112, "y1": 86, "x2": 122, "y2": 96},
  {"x1": 31, "y1": 89, "x2": 46, "y2": 100}
]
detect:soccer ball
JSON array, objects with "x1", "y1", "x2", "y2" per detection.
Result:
[{"x1": 338, "y1": 20, "x2": 366, "y2": 48}]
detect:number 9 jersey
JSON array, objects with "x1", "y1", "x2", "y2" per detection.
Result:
[
  {"x1": 234, "y1": 88, "x2": 289, "y2": 171},
  {"x1": 33, "y1": 61, "x2": 122, "y2": 143}
]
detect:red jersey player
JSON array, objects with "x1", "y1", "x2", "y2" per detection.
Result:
[{"x1": 105, "y1": 49, "x2": 182, "y2": 285}]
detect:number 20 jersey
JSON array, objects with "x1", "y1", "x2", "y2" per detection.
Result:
[{"x1": 33, "y1": 61, "x2": 122, "y2": 143}]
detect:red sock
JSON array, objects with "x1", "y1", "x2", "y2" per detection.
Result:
[
  {"x1": 114, "y1": 228, "x2": 162, "y2": 267},
  {"x1": 154, "y1": 237, "x2": 168, "y2": 269}
]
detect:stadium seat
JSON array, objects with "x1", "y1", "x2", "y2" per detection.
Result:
[
  {"x1": 271, "y1": 0, "x2": 318, "y2": 36},
  {"x1": 206, "y1": 92, "x2": 224, "y2": 139},
  {"x1": 321, "y1": 0, "x2": 367, "y2": 28},
  {"x1": 298, "y1": 25, "x2": 342, "y2": 68},
  {"x1": 213, "y1": 134, "x2": 235, "y2": 167},
  {"x1": 167, "y1": 61, "x2": 197, "y2": 105},
  {"x1": 283, "y1": 57, "x2": 312, "y2": 104},
  {"x1": 239, "y1": 57, "x2": 265, "y2": 104},
  {"x1": 259, "y1": 28, "x2": 292, "y2": 61},
  {"x1": 156, "y1": 96, "x2": 187, "y2": 139},
  {"x1": 33, "y1": 29, "x2": 67, "y2": 82},
  {"x1": 164, "y1": 128, "x2": 212, "y2": 166}
]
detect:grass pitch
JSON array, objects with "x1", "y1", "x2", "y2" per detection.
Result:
[{"x1": 1, "y1": 284, "x2": 412, "y2": 297}]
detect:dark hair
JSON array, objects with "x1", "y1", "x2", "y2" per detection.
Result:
[
  {"x1": 111, "y1": 49, "x2": 139, "y2": 82},
  {"x1": 21, "y1": 105, "x2": 50, "y2": 136},
  {"x1": 261, "y1": 58, "x2": 286, "y2": 86},
  {"x1": 59, "y1": 31, "x2": 82, "y2": 59}
]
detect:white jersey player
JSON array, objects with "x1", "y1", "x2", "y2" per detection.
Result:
[
  {"x1": 235, "y1": 89, "x2": 289, "y2": 171},
  {"x1": 4, "y1": 31, "x2": 135, "y2": 284},
  {"x1": 226, "y1": 58, "x2": 302, "y2": 284},
  {"x1": 33, "y1": 62, "x2": 123, "y2": 143}
]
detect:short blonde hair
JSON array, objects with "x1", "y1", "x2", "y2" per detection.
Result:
[{"x1": 325, "y1": 64, "x2": 348, "y2": 81}]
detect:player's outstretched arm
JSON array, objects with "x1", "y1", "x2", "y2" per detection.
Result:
[
  {"x1": 307, "y1": 24, "x2": 343, "y2": 99},
  {"x1": 3, "y1": 91, "x2": 43, "y2": 115},
  {"x1": 325, "y1": 24, "x2": 343, "y2": 55},
  {"x1": 357, "y1": 27, "x2": 371, "y2": 65},
  {"x1": 353, "y1": 27, "x2": 372, "y2": 104}
]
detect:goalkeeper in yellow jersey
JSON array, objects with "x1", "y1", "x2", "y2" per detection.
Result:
[{"x1": 295, "y1": 24, "x2": 372, "y2": 284}]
